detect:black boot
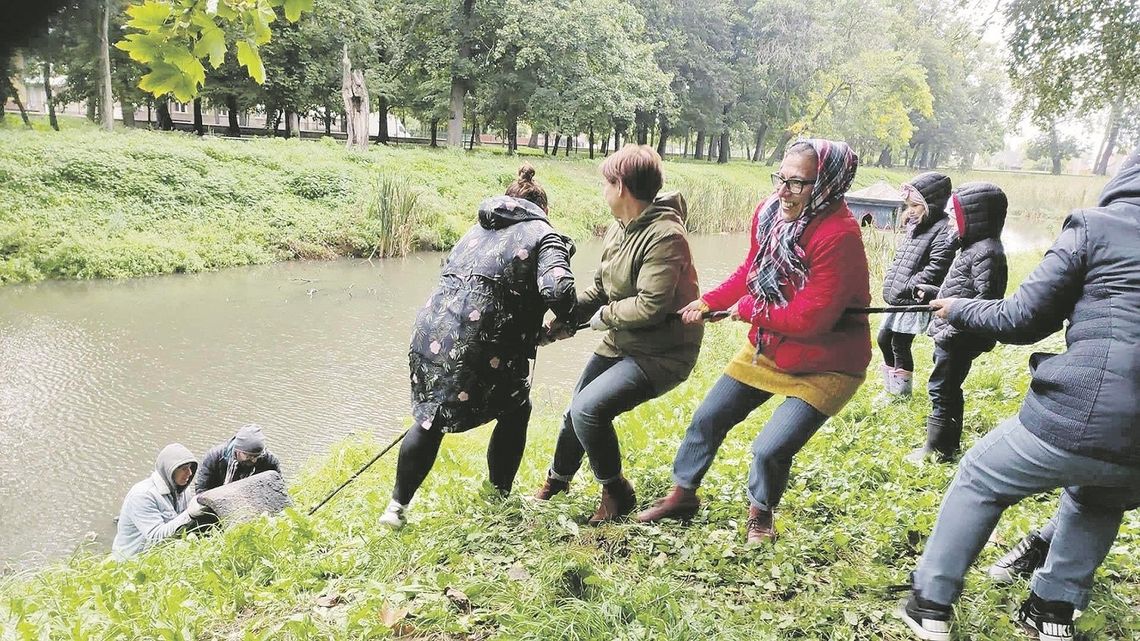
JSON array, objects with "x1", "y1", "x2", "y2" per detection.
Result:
[{"x1": 924, "y1": 415, "x2": 961, "y2": 461}]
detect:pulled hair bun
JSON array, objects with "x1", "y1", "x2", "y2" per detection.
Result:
[{"x1": 506, "y1": 162, "x2": 548, "y2": 211}]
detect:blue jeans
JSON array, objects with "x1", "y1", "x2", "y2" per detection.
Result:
[
  {"x1": 914, "y1": 417, "x2": 1140, "y2": 608},
  {"x1": 549, "y1": 354, "x2": 658, "y2": 484},
  {"x1": 672, "y1": 375, "x2": 828, "y2": 510}
]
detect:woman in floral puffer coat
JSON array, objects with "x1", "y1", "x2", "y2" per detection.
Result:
[{"x1": 380, "y1": 164, "x2": 578, "y2": 529}]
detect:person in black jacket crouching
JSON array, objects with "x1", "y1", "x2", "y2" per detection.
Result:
[
  {"x1": 906, "y1": 182, "x2": 1008, "y2": 463},
  {"x1": 877, "y1": 172, "x2": 955, "y2": 398},
  {"x1": 895, "y1": 146, "x2": 1140, "y2": 641},
  {"x1": 196, "y1": 423, "x2": 282, "y2": 493}
]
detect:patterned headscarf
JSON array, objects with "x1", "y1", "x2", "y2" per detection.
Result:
[{"x1": 746, "y1": 138, "x2": 859, "y2": 315}]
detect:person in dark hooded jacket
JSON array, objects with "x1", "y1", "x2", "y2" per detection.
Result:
[
  {"x1": 906, "y1": 182, "x2": 1008, "y2": 463},
  {"x1": 380, "y1": 164, "x2": 577, "y2": 528},
  {"x1": 894, "y1": 147, "x2": 1140, "y2": 641},
  {"x1": 877, "y1": 172, "x2": 955, "y2": 397},
  {"x1": 196, "y1": 423, "x2": 282, "y2": 493}
]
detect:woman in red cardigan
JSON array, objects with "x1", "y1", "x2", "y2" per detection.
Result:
[{"x1": 638, "y1": 139, "x2": 871, "y2": 544}]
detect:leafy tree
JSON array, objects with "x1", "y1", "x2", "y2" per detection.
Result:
[
  {"x1": 1026, "y1": 125, "x2": 1085, "y2": 175},
  {"x1": 116, "y1": 0, "x2": 315, "y2": 102}
]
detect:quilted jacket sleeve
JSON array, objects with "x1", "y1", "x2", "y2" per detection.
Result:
[
  {"x1": 949, "y1": 213, "x2": 1086, "y2": 344},
  {"x1": 907, "y1": 224, "x2": 956, "y2": 295},
  {"x1": 536, "y1": 232, "x2": 578, "y2": 323}
]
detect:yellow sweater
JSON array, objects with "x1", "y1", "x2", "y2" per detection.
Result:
[{"x1": 724, "y1": 340, "x2": 865, "y2": 417}]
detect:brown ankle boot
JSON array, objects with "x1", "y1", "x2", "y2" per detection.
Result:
[
  {"x1": 588, "y1": 477, "x2": 636, "y2": 525},
  {"x1": 745, "y1": 505, "x2": 777, "y2": 544},
  {"x1": 534, "y1": 476, "x2": 569, "y2": 501},
  {"x1": 637, "y1": 485, "x2": 699, "y2": 523}
]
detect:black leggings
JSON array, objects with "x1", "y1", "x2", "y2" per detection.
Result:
[
  {"x1": 877, "y1": 326, "x2": 916, "y2": 371},
  {"x1": 392, "y1": 400, "x2": 532, "y2": 505}
]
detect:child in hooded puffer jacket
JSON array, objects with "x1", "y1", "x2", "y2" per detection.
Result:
[
  {"x1": 878, "y1": 172, "x2": 955, "y2": 397},
  {"x1": 905, "y1": 182, "x2": 1008, "y2": 463}
]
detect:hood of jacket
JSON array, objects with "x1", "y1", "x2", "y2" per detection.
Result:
[
  {"x1": 478, "y1": 195, "x2": 550, "y2": 230},
  {"x1": 950, "y1": 181, "x2": 1007, "y2": 245},
  {"x1": 1098, "y1": 144, "x2": 1140, "y2": 209},
  {"x1": 626, "y1": 191, "x2": 688, "y2": 234},
  {"x1": 153, "y1": 443, "x2": 197, "y2": 498},
  {"x1": 905, "y1": 171, "x2": 952, "y2": 227}
]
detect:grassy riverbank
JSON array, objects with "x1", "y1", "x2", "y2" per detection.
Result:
[
  {"x1": 2, "y1": 253, "x2": 1138, "y2": 640},
  {"x1": 0, "y1": 123, "x2": 1107, "y2": 284}
]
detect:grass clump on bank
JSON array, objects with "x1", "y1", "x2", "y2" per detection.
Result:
[
  {"x1": 2, "y1": 253, "x2": 1137, "y2": 639},
  {"x1": 1, "y1": 123, "x2": 1107, "y2": 285}
]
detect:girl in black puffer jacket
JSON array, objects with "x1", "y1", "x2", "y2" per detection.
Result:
[
  {"x1": 878, "y1": 172, "x2": 955, "y2": 397},
  {"x1": 906, "y1": 182, "x2": 1008, "y2": 463}
]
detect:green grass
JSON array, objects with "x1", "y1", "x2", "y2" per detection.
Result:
[
  {"x1": 0, "y1": 123, "x2": 1108, "y2": 284},
  {"x1": 2, "y1": 252, "x2": 1137, "y2": 640}
]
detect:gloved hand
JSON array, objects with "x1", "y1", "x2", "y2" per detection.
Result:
[
  {"x1": 186, "y1": 497, "x2": 210, "y2": 518},
  {"x1": 589, "y1": 308, "x2": 607, "y2": 332}
]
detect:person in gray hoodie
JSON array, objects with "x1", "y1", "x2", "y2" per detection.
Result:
[
  {"x1": 112, "y1": 443, "x2": 209, "y2": 560},
  {"x1": 895, "y1": 146, "x2": 1140, "y2": 641}
]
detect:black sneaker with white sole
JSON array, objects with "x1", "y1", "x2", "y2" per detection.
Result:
[
  {"x1": 1017, "y1": 592, "x2": 1075, "y2": 641},
  {"x1": 896, "y1": 592, "x2": 952, "y2": 641},
  {"x1": 989, "y1": 530, "x2": 1050, "y2": 583}
]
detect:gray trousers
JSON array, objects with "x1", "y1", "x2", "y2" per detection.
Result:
[{"x1": 914, "y1": 417, "x2": 1140, "y2": 608}]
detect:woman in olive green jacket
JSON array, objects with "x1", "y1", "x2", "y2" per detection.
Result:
[{"x1": 535, "y1": 144, "x2": 703, "y2": 524}]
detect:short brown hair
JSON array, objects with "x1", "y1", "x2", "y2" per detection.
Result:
[
  {"x1": 505, "y1": 163, "x2": 548, "y2": 211},
  {"x1": 600, "y1": 144, "x2": 663, "y2": 202}
]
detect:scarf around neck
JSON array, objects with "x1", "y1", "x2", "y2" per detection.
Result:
[{"x1": 746, "y1": 138, "x2": 859, "y2": 316}]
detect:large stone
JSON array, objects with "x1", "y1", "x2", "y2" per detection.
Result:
[{"x1": 197, "y1": 471, "x2": 292, "y2": 525}]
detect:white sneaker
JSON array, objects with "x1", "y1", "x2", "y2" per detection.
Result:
[{"x1": 379, "y1": 500, "x2": 407, "y2": 529}]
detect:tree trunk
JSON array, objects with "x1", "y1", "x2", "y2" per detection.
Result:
[
  {"x1": 193, "y1": 98, "x2": 204, "y2": 135},
  {"x1": 98, "y1": 0, "x2": 114, "y2": 131},
  {"x1": 1049, "y1": 124, "x2": 1062, "y2": 175},
  {"x1": 613, "y1": 124, "x2": 620, "y2": 150},
  {"x1": 589, "y1": 125, "x2": 595, "y2": 159},
  {"x1": 751, "y1": 124, "x2": 768, "y2": 162},
  {"x1": 506, "y1": 111, "x2": 518, "y2": 154},
  {"x1": 707, "y1": 136, "x2": 717, "y2": 161},
  {"x1": 468, "y1": 115, "x2": 477, "y2": 150},
  {"x1": 375, "y1": 96, "x2": 390, "y2": 143},
  {"x1": 323, "y1": 105, "x2": 331, "y2": 136},
  {"x1": 543, "y1": 132, "x2": 549, "y2": 154},
  {"x1": 341, "y1": 45, "x2": 370, "y2": 150},
  {"x1": 718, "y1": 132, "x2": 730, "y2": 164},
  {"x1": 600, "y1": 130, "x2": 609, "y2": 156},
  {"x1": 121, "y1": 104, "x2": 135, "y2": 126},
  {"x1": 767, "y1": 130, "x2": 794, "y2": 164},
  {"x1": 1095, "y1": 97, "x2": 1124, "y2": 175},
  {"x1": 447, "y1": 0, "x2": 476, "y2": 148},
  {"x1": 656, "y1": 113, "x2": 668, "y2": 156},
  {"x1": 284, "y1": 108, "x2": 296, "y2": 138},
  {"x1": 877, "y1": 146, "x2": 892, "y2": 167},
  {"x1": 565, "y1": 133, "x2": 572, "y2": 156},
  {"x1": 156, "y1": 99, "x2": 174, "y2": 130},
  {"x1": 430, "y1": 118, "x2": 439, "y2": 147},
  {"x1": 42, "y1": 60, "x2": 59, "y2": 131},
  {"x1": 694, "y1": 131, "x2": 705, "y2": 160},
  {"x1": 551, "y1": 133, "x2": 561, "y2": 155},
  {"x1": 527, "y1": 130, "x2": 539, "y2": 148},
  {"x1": 8, "y1": 82, "x2": 32, "y2": 128},
  {"x1": 683, "y1": 129, "x2": 690, "y2": 158}
]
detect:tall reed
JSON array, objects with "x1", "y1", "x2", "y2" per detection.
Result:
[{"x1": 363, "y1": 173, "x2": 420, "y2": 259}]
